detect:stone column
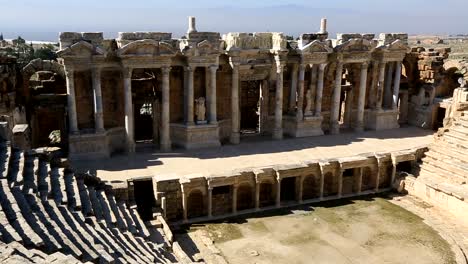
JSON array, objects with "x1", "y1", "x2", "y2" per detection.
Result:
[
  {"x1": 384, "y1": 62, "x2": 394, "y2": 108},
  {"x1": 296, "y1": 64, "x2": 306, "y2": 121},
  {"x1": 330, "y1": 61, "x2": 343, "y2": 134},
  {"x1": 355, "y1": 62, "x2": 369, "y2": 132},
  {"x1": 181, "y1": 186, "x2": 188, "y2": 222},
  {"x1": 392, "y1": 62, "x2": 402, "y2": 110},
  {"x1": 208, "y1": 187, "x2": 213, "y2": 218},
  {"x1": 65, "y1": 67, "x2": 79, "y2": 134},
  {"x1": 276, "y1": 176, "x2": 281, "y2": 208},
  {"x1": 357, "y1": 167, "x2": 363, "y2": 194},
  {"x1": 208, "y1": 65, "x2": 218, "y2": 124},
  {"x1": 319, "y1": 167, "x2": 325, "y2": 200},
  {"x1": 315, "y1": 63, "x2": 326, "y2": 117},
  {"x1": 297, "y1": 176, "x2": 303, "y2": 203},
  {"x1": 161, "y1": 66, "x2": 171, "y2": 151},
  {"x1": 123, "y1": 67, "x2": 135, "y2": 153},
  {"x1": 92, "y1": 67, "x2": 104, "y2": 132},
  {"x1": 344, "y1": 89, "x2": 353, "y2": 128},
  {"x1": 307, "y1": 64, "x2": 318, "y2": 115},
  {"x1": 376, "y1": 62, "x2": 386, "y2": 110},
  {"x1": 232, "y1": 185, "x2": 238, "y2": 214},
  {"x1": 391, "y1": 158, "x2": 397, "y2": 187},
  {"x1": 230, "y1": 63, "x2": 240, "y2": 144},
  {"x1": 255, "y1": 181, "x2": 260, "y2": 210},
  {"x1": 375, "y1": 159, "x2": 381, "y2": 192},
  {"x1": 185, "y1": 66, "x2": 195, "y2": 125},
  {"x1": 273, "y1": 64, "x2": 285, "y2": 140},
  {"x1": 289, "y1": 64, "x2": 298, "y2": 114},
  {"x1": 337, "y1": 167, "x2": 344, "y2": 198}
]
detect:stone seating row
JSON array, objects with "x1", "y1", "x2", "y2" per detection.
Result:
[{"x1": 0, "y1": 144, "x2": 178, "y2": 263}]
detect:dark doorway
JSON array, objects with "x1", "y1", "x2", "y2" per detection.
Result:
[
  {"x1": 341, "y1": 169, "x2": 355, "y2": 195},
  {"x1": 259, "y1": 182, "x2": 274, "y2": 207},
  {"x1": 396, "y1": 161, "x2": 413, "y2": 174},
  {"x1": 434, "y1": 107, "x2": 446, "y2": 130},
  {"x1": 323, "y1": 172, "x2": 337, "y2": 197},
  {"x1": 134, "y1": 102, "x2": 154, "y2": 142},
  {"x1": 187, "y1": 190, "x2": 205, "y2": 218},
  {"x1": 361, "y1": 167, "x2": 376, "y2": 192},
  {"x1": 237, "y1": 184, "x2": 254, "y2": 211},
  {"x1": 133, "y1": 179, "x2": 156, "y2": 221},
  {"x1": 212, "y1": 186, "x2": 232, "y2": 216},
  {"x1": 302, "y1": 175, "x2": 319, "y2": 200},
  {"x1": 240, "y1": 81, "x2": 261, "y2": 134},
  {"x1": 280, "y1": 177, "x2": 296, "y2": 202}
]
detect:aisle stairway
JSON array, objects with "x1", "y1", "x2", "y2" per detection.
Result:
[{"x1": 0, "y1": 142, "x2": 179, "y2": 263}]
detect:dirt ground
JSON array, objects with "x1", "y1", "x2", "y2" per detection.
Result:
[{"x1": 185, "y1": 197, "x2": 456, "y2": 264}]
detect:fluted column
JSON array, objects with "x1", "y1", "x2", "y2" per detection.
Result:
[
  {"x1": 392, "y1": 62, "x2": 402, "y2": 110},
  {"x1": 65, "y1": 67, "x2": 79, "y2": 134},
  {"x1": 184, "y1": 66, "x2": 195, "y2": 125},
  {"x1": 330, "y1": 61, "x2": 343, "y2": 134},
  {"x1": 92, "y1": 67, "x2": 104, "y2": 132},
  {"x1": 355, "y1": 62, "x2": 369, "y2": 132},
  {"x1": 230, "y1": 62, "x2": 240, "y2": 144},
  {"x1": 273, "y1": 64, "x2": 285, "y2": 140},
  {"x1": 296, "y1": 64, "x2": 306, "y2": 121},
  {"x1": 376, "y1": 62, "x2": 386, "y2": 110},
  {"x1": 209, "y1": 65, "x2": 218, "y2": 124},
  {"x1": 161, "y1": 66, "x2": 171, "y2": 151},
  {"x1": 315, "y1": 63, "x2": 326, "y2": 116},
  {"x1": 289, "y1": 64, "x2": 298, "y2": 114},
  {"x1": 123, "y1": 67, "x2": 135, "y2": 153}
]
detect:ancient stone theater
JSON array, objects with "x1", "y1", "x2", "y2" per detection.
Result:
[{"x1": 0, "y1": 17, "x2": 466, "y2": 263}]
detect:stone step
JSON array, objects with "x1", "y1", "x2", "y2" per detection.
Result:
[
  {"x1": 21, "y1": 155, "x2": 37, "y2": 195},
  {"x1": 416, "y1": 172, "x2": 468, "y2": 201},
  {"x1": 54, "y1": 200, "x2": 114, "y2": 263},
  {"x1": 0, "y1": 180, "x2": 44, "y2": 247},
  {"x1": 424, "y1": 150, "x2": 468, "y2": 175},
  {"x1": 109, "y1": 226, "x2": 152, "y2": 263},
  {"x1": 420, "y1": 162, "x2": 466, "y2": 185},
  {"x1": 64, "y1": 171, "x2": 81, "y2": 210},
  {"x1": 0, "y1": 146, "x2": 10, "y2": 180},
  {"x1": 88, "y1": 186, "x2": 104, "y2": 220},
  {"x1": 0, "y1": 210, "x2": 22, "y2": 243},
  {"x1": 129, "y1": 205, "x2": 151, "y2": 238},
  {"x1": 422, "y1": 155, "x2": 468, "y2": 181},
  {"x1": 37, "y1": 159, "x2": 50, "y2": 201},
  {"x1": 7, "y1": 150, "x2": 23, "y2": 187},
  {"x1": 440, "y1": 134, "x2": 468, "y2": 151},
  {"x1": 10, "y1": 186, "x2": 62, "y2": 252},
  {"x1": 43, "y1": 200, "x2": 98, "y2": 262},
  {"x1": 96, "y1": 189, "x2": 117, "y2": 226},
  {"x1": 77, "y1": 178, "x2": 93, "y2": 217},
  {"x1": 106, "y1": 192, "x2": 127, "y2": 230},
  {"x1": 430, "y1": 143, "x2": 468, "y2": 164},
  {"x1": 49, "y1": 167, "x2": 67, "y2": 204},
  {"x1": 117, "y1": 202, "x2": 137, "y2": 234},
  {"x1": 26, "y1": 193, "x2": 83, "y2": 258}
]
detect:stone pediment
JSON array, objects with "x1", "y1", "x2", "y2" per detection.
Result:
[
  {"x1": 385, "y1": 39, "x2": 410, "y2": 52},
  {"x1": 300, "y1": 40, "x2": 333, "y2": 54},
  {"x1": 57, "y1": 41, "x2": 106, "y2": 57},
  {"x1": 335, "y1": 38, "x2": 377, "y2": 53},
  {"x1": 118, "y1": 39, "x2": 176, "y2": 57}
]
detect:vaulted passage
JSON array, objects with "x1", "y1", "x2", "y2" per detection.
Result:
[
  {"x1": 133, "y1": 179, "x2": 156, "y2": 221},
  {"x1": 237, "y1": 184, "x2": 254, "y2": 211},
  {"x1": 240, "y1": 81, "x2": 261, "y2": 135},
  {"x1": 187, "y1": 190, "x2": 205, "y2": 218},
  {"x1": 280, "y1": 177, "x2": 296, "y2": 202},
  {"x1": 361, "y1": 167, "x2": 376, "y2": 192},
  {"x1": 212, "y1": 186, "x2": 232, "y2": 216},
  {"x1": 323, "y1": 172, "x2": 338, "y2": 197}
]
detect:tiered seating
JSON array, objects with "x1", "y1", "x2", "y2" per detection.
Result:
[{"x1": 0, "y1": 143, "x2": 179, "y2": 263}]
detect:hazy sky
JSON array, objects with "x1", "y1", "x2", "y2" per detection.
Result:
[{"x1": 1, "y1": 0, "x2": 467, "y2": 41}]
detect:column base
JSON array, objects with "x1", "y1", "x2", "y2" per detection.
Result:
[
  {"x1": 160, "y1": 142, "x2": 172, "y2": 152},
  {"x1": 171, "y1": 123, "x2": 221, "y2": 149},
  {"x1": 330, "y1": 122, "x2": 340, "y2": 135},
  {"x1": 284, "y1": 115, "x2": 324, "y2": 138},
  {"x1": 366, "y1": 109, "x2": 400, "y2": 130},
  {"x1": 272, "y1": 128, "x2": 283, "y2": 140},
  {"x1": 69, "y1": 128, "x2": 127, "y2": 160},
  {"x1": 230, "y1": 132, "x2": 240, "y2": 144}
]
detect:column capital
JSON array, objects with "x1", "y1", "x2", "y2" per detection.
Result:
[
  {"x1": 122, "y1": 67, "x2": 133, "y2": 79},
  {"x1": 276, "y1": 64, "x2": 285, "y2": 74},
  {"x1": 378, "y1": 61, "x2": 386, "y2": 68},
  {"x1": 319, "y1": 63, "x2": 327, "y2": 71},
  {"x1": 209, "y1": 65, "x2": 218, "y2": 71},
  {"x1": 361, "y1": 62, "x2": 369, "y2": 69},
  {"x1": 161, "y1": 66, "x2": 171, "y2": 75},
  {"x1": 299, "y1": 63, "x2": 306, "y2": 72},
  {"x1": 184, "y1": 65, "x2": 194, "y2": 72}
]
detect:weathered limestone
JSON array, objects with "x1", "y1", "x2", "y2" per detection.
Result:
[
  {"x1": 273, "y1": 56, "x2": 285, "y2": 140},
  {"x1": 376, "y1": 62, "x2": 386, "y2": 110},
  {"x1": 289, "y1": 64, "x2": 298, "y2": 113},
  {"x1": 65, "y1": 67, "x2": 78, "y2": 134},
  {"x1": 230, "y1": 57, "x2": 240, "y2": 144},
  {"x1": 161, "y1": 67, "x2": 171, "y2": 151},
  {"x1": 208, "y1": 65, "x2": 218, "y2": 124},
  {"x1": 356, "y1": 62, "x2": 369, "y2": 132},
  {"x1": 185, "y1": 66, "x2": 195, "y2": 125},
  {"x1": 296, "y1": 64, "x2": 306, "y2": 121},
  {"x1": 91, "y1": 67, "x2": 104, "y2": 133},
  {"x1": 315, "y1": 64, "x2": 326, "y2": 117},
  {"x1": 392, "y1": 62, "x2": 402, "y2": 110},
  {"x1": 331, "y1": 62, "x2": 343, "y2": 134},
  {"x1": 123, "y1": 67, "x2": 135, "y2": 153}
]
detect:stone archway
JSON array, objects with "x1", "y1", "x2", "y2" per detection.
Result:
[
  {"x1": 237, "y1": 183, "x2": 254, "y2": 211},
  {"x1": 323, "y1": 172, "x2": 337, "y2": 197},
  {"x1": 361, "y1": 167, "x2": 376, "y2": 192},
  {"x1": 187, "y1": 189, "x2": 205, "y2": 218},
  {"x1": 259, "y1": 181, "x2": 275, "y2": 207}
]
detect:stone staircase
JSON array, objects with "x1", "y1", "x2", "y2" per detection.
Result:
[
  {"x1": 0, "y1": 143, "x2": 180, "y2": 263},
  {"x1": 416, "y1": 111, "x2": 468, "y2": 200}
]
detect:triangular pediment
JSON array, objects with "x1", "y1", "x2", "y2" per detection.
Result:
[
  {"x1": 387, "y1": 39, "x2": 410, "y2": 52},
  {"x1": 57, "y1": 41, "x2": 106, "y2": 57},
  {"x1": 118, "y1": 39, "x2": 176, "y2": 56},
  {"x1": 300, "y1": 40, "x2": 333, "y2": 53},
  {"x1": 335, "y1": 39, "x2": 377, "y2": 53}
]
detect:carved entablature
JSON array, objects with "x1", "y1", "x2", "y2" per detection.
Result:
[
  {"x1": 57, "y1": 41, "x2": 106, "y2": 59},
  {"x1": 223, "y1": 32, "x2": 286, "y2": 51},
  {"x1": 374, "y1": 40, "x2": 409, "y2": 62},
  {"x1": 117, "y1": 39, "x2": 176, "y2": 68},
  {"x1": 300, "y1": 40, "x2": 333, "y2": 64},
  {"x1": 334, "y1": 38, "x2": 377, "y2": 63}
]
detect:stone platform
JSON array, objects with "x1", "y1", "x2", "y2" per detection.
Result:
[{"x1": 73, "y1": 127, "x2": 433, "y2": 182}]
